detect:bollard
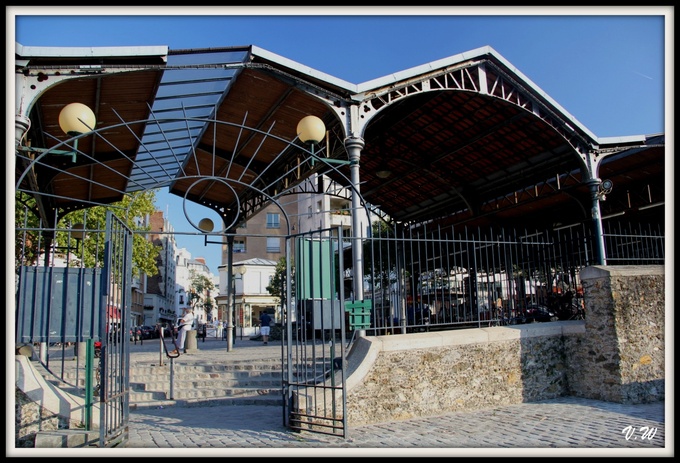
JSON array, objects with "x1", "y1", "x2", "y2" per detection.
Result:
[
  {"x1": 185, "y1": 330, "x2": 198, "y2": 353},
  {"x1": 76, "y1": 341, "x2": 88, "y2": 363},
  {"x1": 159, "y1": 329, "x2": 164, "y2": 366}
]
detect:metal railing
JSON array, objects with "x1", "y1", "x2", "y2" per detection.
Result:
[{"x1": 353, "y1": 221, "x2": 664, "y2": 335}]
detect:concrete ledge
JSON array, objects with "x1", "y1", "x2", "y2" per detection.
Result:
[
  {"x1": 376, "y1": 331, "x2": 449, "y2": 351},
  {"x1": 441, "y1": 328, "x2": 490, "y2": 345},
  {"x1": 560, "y1": 320, "x2": 588, "y2": 335},
  {"x1": 345, "y1": 336, "x2": 381, "y2": 391},
  {"x1": 34, "y1": 430, "x2": 100, "y2": 448},
  {"x1": 15, "y1": 355, "x2": 100, "y2": 427},
  {"x1": 580, "y1": 264, "x2": 664, "y2": 279}
]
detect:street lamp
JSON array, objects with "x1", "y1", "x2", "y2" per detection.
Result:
[
  {"x1": 70, "y1": 223, "x2": 87, "y2": 241},
  {"x1": 297, "y1": 115, "x2": 326, "y2": 146},
  {"x1": 198, "y1": 218, "x2": 214, "y2": 232},
  {"x1": 238, "y1": 266, "x2": 247, "y2": 341},
  {"x1": 16, "y1": 102, "x2": 96, "y2": 163},
  {"x1": 59, "y1": 103, "x2": 96, "y2": 137}
]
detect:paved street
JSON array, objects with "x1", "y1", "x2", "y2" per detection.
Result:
[
  {"x1": 120, "y1": 337, "x2": 671, "y2": 456},
  {"x1": 125, "y1": 397, "x2": 668, "y2": 456}
]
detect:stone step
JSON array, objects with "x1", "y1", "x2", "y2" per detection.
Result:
[
  {"x1": 32, "y1": 355, "x2": 330, "y2": 409},
  {"x1": 129, "y1": 394, "x2": 284, "y2": 410},
  {"x1": 131, "y1": 378, "x2": 281, "y2": 391},
  {"x1": 129, "y1": 385, "x2": 280, "y2": 401},
  {"x1": 130, "y1": 368, "x2": 281, "y2": 379},
  {"x1": 135, "y1": 364, "x2": 285, "y2": 373},
  {"x1": 60, "y1": 369, "x2": 319, "y2": 386}
]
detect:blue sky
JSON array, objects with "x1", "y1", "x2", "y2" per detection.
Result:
[{"x1": 10, "y1": 7, "x2": 671, "y2": 275}]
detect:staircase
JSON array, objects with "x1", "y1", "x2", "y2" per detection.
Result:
[
  {"x1": 34, "y1": 356, "x2": 288, "y2": 410},
  {"x1": 29, "y1": 340, "x2": 339, "y2": 411},
  {"x1": 128, "y1": 357, "x2": 285, "y2": 409}
]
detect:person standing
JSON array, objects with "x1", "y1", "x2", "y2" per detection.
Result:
[
  {"x1": 171, "y1": 307, "x2": 194, "y2": 355},
  {"x1": 259, "y1": 311, "x2": 272, "y2": 345}
]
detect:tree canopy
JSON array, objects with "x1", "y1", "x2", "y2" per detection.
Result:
[
  {"x1": 15, "y1": 190, "x2": 161, "y2": 278},
  {"x1": 188, "y1": 270, "x2": 216, "y2": 320},
  {"x1": 266, "y1": 256, "x2": 291, "y2": 306}
]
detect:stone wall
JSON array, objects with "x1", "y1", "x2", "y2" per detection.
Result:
[
  {"x1": 14, "y1": 353, "x2": 100, "y2": 448},
  {"x1": 344, "y1": 323, "x2": 584, "y2": 426},
  {"x1": 567, "y1": 265, "x2": 665, "y2": 403},
  {"x1": 343, "y1": 265, "x2": 665, "y2": 426},
  {"x1": 15, "y1": 388, "x2": 70, "y2": 448}
]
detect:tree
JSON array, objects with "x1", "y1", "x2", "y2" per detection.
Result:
[
  {"x1": 14, "y1": 191, "x2": 43, "y2": 270},
  {"x1": 188, "y1": 270, "x2": 215, "y2": 320},
  {"x1": 15, "y1": 190, "x2": 161, "y2": 278},
  {"x1": 266, "y1": 256, "x2": 291, "y2": 307}
]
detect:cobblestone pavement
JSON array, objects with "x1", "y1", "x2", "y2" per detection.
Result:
[
  {"x1": 49, "y1": 338, "x2": 671, "y2": 456},
  {"x1": 125, "y1": 397, "x2": 669, "y2": 456},
  {"x1": 124, "y1": 337, "x2": 670, "y2": 456}
]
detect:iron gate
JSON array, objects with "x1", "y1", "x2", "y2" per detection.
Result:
[
  {"x1": 282, "y1": 227, "x2": 350, "y2": 438},
  {"x1": 15, "y1": 210, "x2": 133, "y2": 447},
  {"x1": 96, "y1": 211, "x2": 133, "y2": 447}
]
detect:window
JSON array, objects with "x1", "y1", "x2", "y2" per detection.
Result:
[
  {"x1": 266, "y1": 237, "x2": 281, "y2": 253},
  {"x1": 266, "y1": 213, "x2": 280, "y2": 229},
  {"x1": 234, "y1": 238, "x2": 246, "y2": 253}
]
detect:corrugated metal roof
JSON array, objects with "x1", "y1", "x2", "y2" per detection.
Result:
[{"x1": 15, "y1": 42, "x2": 664, "y2": 233}]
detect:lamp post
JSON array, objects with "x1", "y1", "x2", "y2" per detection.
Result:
[
  {"x1": 238, "y1": 266, "x2": 247, "y2": 341},
  {"x1": 225, "y1": 235, "x2": 235, "y2": 351}
]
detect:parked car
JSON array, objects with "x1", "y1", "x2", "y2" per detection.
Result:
[
  {"x1": 138, "y1": 325, "x2": 156, "y2": 339},
  {"x1": 524, "y1": 305, "x2": 558, "y2": 323}
]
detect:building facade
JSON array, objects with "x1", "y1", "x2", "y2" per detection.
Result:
[
  {"x1": 215, "y1": 174, "x2": 370, "y2": 332},
  {"x1": 142, "y1": 211, "x2": 178, "y2": 328}
]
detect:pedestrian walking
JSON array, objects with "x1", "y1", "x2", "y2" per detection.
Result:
[{"x1": 259, "y1": 312, "x2": 272, "y2": 345}]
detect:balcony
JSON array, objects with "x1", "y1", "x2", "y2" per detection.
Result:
[{"x1": 330, "y1": 209, "x2": 352, "y2": 228}]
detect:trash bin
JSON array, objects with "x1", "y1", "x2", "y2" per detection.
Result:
[{"x1": 345, "y1": 300, "x2": 372, "y2": 330}]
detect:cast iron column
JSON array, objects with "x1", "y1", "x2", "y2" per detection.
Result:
[
  {"x1": 345, "y1": 135, "x2": 365, "y2": 301},
  {"x1": 586, "y1": 178, "x2": 607, "y2": 265}
]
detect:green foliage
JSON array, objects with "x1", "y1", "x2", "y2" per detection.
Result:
[
  {"x1": 14, "y1": 192, "x2": 42, "y2": 268},
  {"x1": 188, "y1": 270, "x2": 216, "y2": 318},
  {"x1": 266, "y1": 256, "x2": 291, "y2": 305},
  {"x1": 15, "y1": 190, "x2": 161, "y2": 278}
]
